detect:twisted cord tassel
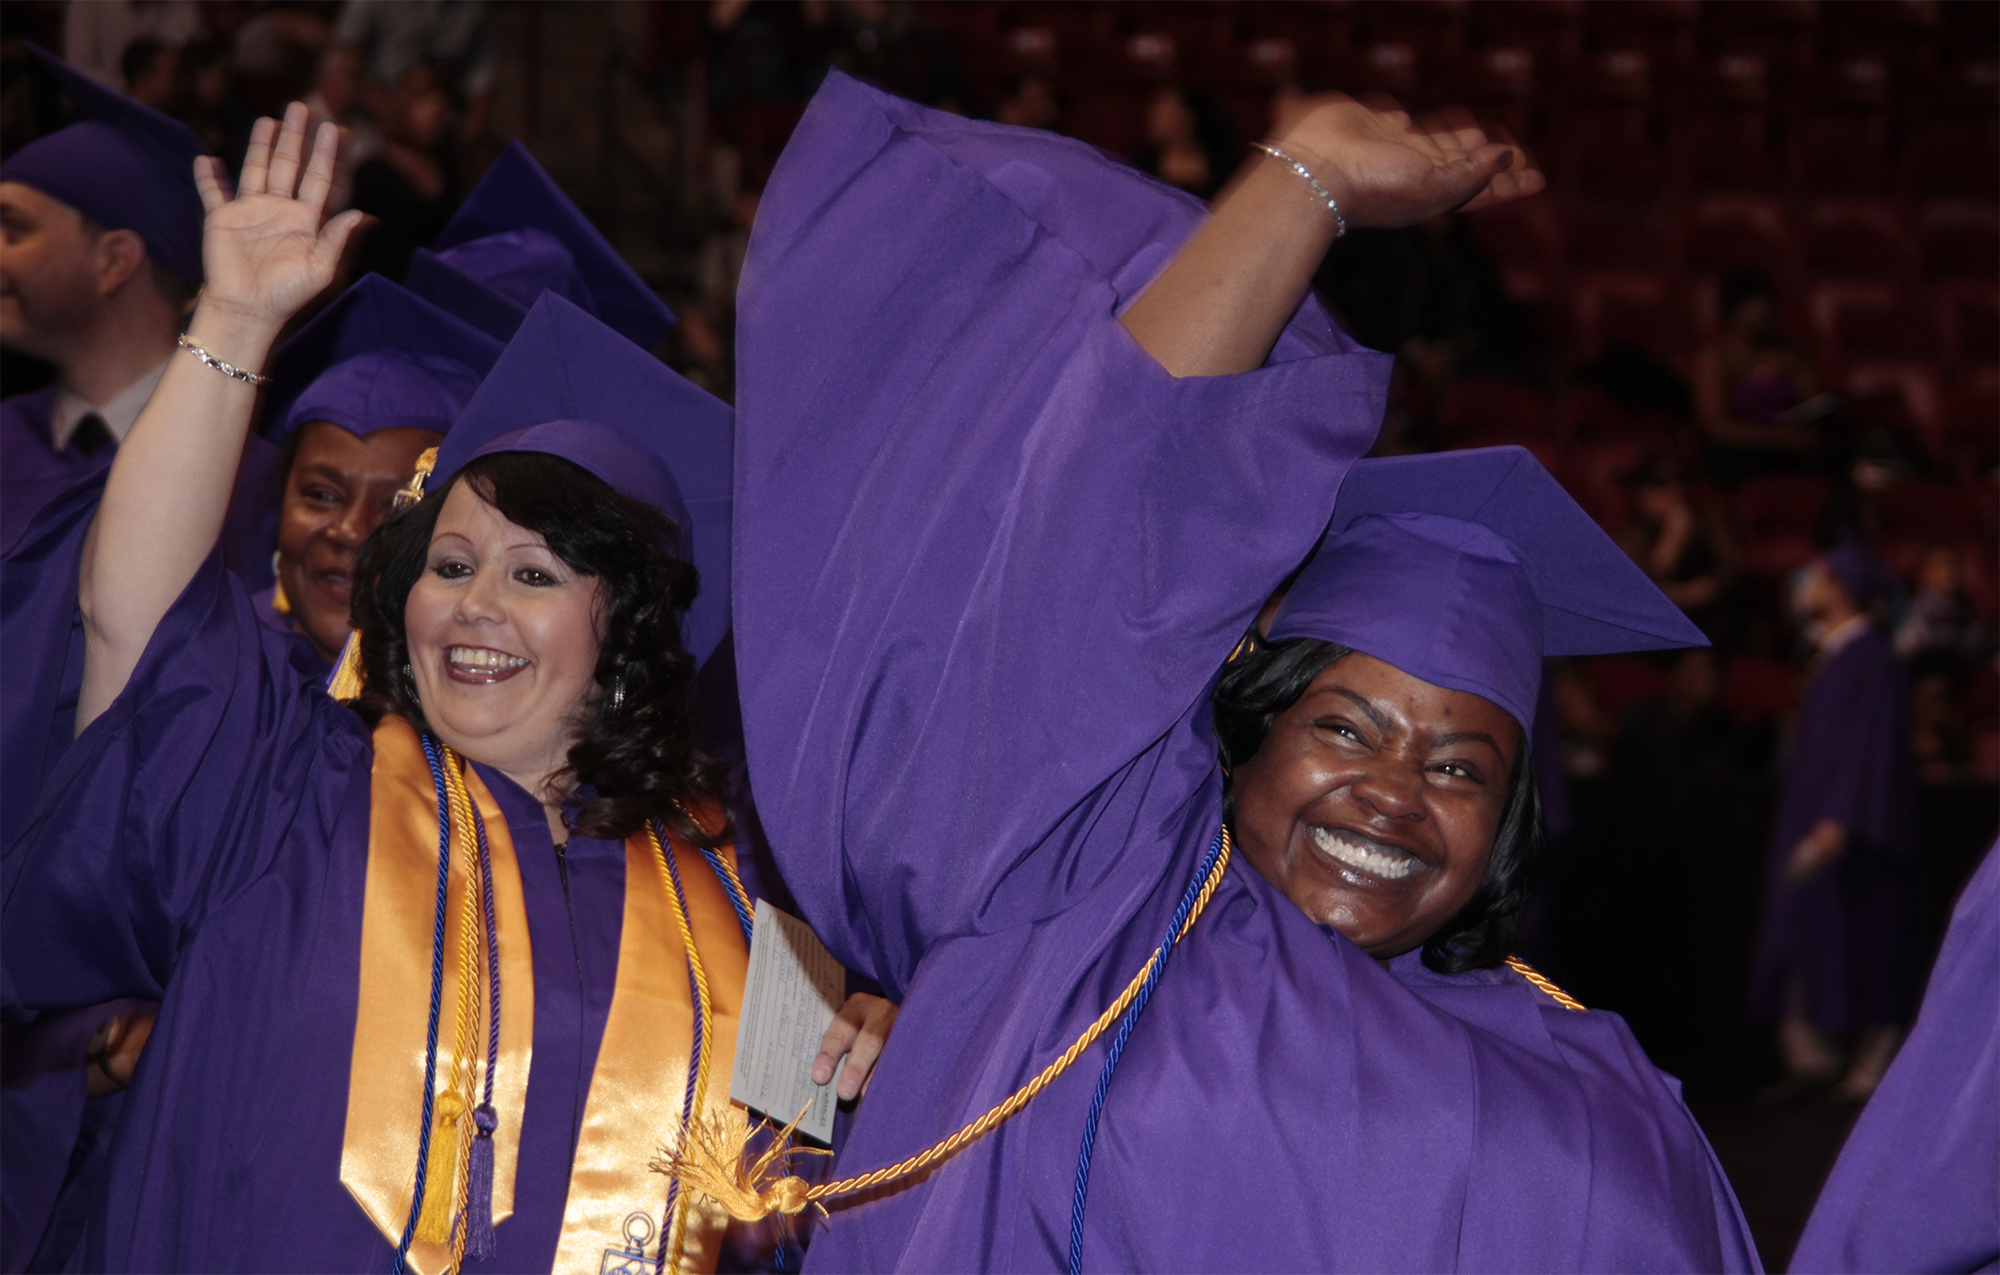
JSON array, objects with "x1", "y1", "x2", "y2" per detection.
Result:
[
  {"x1": 666, "y1": 828, "x2": 1235, "y2": 1222},
  {"x1": 1503, "y1": 956, "x2": 1587, "y2": 1013},
  {"x1": 416, "y1": 749, "x2": 488, "y2": 1266},
  {"x1": 648, "y1": 824, "x2": 719, "y2": 1273}
]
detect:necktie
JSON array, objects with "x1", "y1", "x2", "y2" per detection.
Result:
[{"x1": 72, "y1": 413, "x2": 114, "y2": 457}]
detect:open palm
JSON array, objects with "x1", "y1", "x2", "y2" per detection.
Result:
[
  {"x1": 1275, "y1": 94, "x2": 1545, "y2": 230},
  {"x1": 193, "y1": 103, "x2": 364, "y2": 328}
]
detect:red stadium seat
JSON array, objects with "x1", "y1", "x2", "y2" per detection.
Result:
[
  {"x1": 1464, "y1": 196, "x2": 1562, "y2": 299},
  {"x1": 1470, "y1": 0, "x2": 1584, "y2": 63},
  {"x1": 1877, "y1": 479, "x2": 1986, "y2": 544},
  {"x1": 1684, "y1": 194, "x2": 1795, "y2": 274},
  {"x1": 1919, "y1": 204, "x2": 2000, "y2": 282},
  {"x1": 1901, "y1": 118, "x2": 2000, "y2": 202},
  {"x1": 1734, "y1": 473, "x2": 1830, "y2": 577},
  {"x1": 1562, "y1": 207, "x2": 1673, "y2": 274},
  {"x1": 1437, "y1": 376, "x2": 1559, "y2": 444},
  {"x1": 1583, "y1": 655, "x2": 1670, "y2": 720},
  {"x1": 1354, "y1": 0, "x2": 1468, "y2": 60},
  {"x1": 1939, "y1": 287, "x2": 2000, "y2": 372},
  {"x1": 1721, "y1": 655, "x2": 1799, "y2": 728},
  {"x1": 1798, "y1": 201, "x2": 1909, "y2": 283},
  {"x1": 1810, "y1": 283, "x2": 1937, "y2": 368}
]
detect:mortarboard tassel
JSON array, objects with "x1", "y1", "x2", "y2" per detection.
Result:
[{"x1": 465, "y1": 1103, "x2": 498, "y2": 1260}]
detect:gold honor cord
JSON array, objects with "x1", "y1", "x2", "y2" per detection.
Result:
[
  {"x1": 667, "y1": 827, "x2": 1237, "y2": 1223},
  {"x1": 1503, "y1": 956, "x2": 1588, "y2": 1013}
]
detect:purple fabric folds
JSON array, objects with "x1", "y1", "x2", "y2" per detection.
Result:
[
  {"x1": 1789, "y1": 840, "x2": 2000, "y2": 1273},
  {"x1": 733, "y1": 74, "x2": 1756, "y2": 1273}
]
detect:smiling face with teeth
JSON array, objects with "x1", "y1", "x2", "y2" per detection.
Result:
[
  {"x1": 1229, "y1": 651, "x2": 1521, "y2": 959},
  {"x1": 402, "y1": 479, "x2": 607, "y2": 799}
]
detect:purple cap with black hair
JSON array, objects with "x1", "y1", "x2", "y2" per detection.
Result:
[
  {"x1": 0, "y1": 44, "x2": 210, "y2": 284},
  {"x1": 1820, "y1": 537, "x2": 1895, "y2": 608},
  {"x1": 411, "y1": 141, "x2": 676, "y2": 349},
  {"x1": 1268, "y1": 446, "x2": 1707, "y2": 734},
  {"x1": 431, "y1": 292, "x2": 732, "y2": 665},
  {"x1": 261, "y1": 274, "x2": 505, "y2": 443}
]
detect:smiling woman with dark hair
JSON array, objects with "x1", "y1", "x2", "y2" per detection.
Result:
[
  {"x1": 1213, "y1": 638, "x2": 1544, "y2": 974},
  {"x1": 716, "y1": 73, "x2": 1758, "y2": 1272}
]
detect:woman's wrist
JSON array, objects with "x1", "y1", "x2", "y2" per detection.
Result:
[{"x1": 181, "y1": 301, "x2": 282, "y2": 380}]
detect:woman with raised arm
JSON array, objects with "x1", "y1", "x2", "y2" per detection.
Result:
[
  {"x1": 717, "y1": 74, "x2": 1758, "y2": 1271},
  {"x1": 4, "y1": 106, "x2": 888, "y2": 1274}
]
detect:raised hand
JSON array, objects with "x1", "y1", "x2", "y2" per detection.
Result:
[
  {"x1": 192, "y1": 101, "x2": 365, "y2": 332},
  {"x1": 1273, "y1": 95, "x2": 1545, "y2": 229}
]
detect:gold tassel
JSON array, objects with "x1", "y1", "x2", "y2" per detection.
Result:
[
  {"x1": 326, "y1": 631, "x2": 365, "y2": 703},
  {"x1": 656, "y1": 1110, "x2": 830, "y2": 1223},
  {"x1": 416, "y1": 1089, "x2": 470, "y2": 1243}
]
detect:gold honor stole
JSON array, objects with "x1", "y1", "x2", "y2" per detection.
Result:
[{"x1": 341, "y1": 717, "x2": 751, "y2": 1275}]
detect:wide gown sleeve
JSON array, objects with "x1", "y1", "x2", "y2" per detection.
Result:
[
  {"x1": 1788, "y1": 841, "x2": 2000, "y2": 1273},
  {"x1": 732, "y1": 73, "x2": 1392, "y2": 985},
  {"x1": 2, "y1": 550, "x2": 368, "y2": 1014}
]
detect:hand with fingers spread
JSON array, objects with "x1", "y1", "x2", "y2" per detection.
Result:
[
  {"x1": 811, "y1": 993, "x2": 900, "y2": 1103},
  {"x1": 193, "y1": 101, "x2": 366, "y2": 333},
  {"x1": 1270, "y1": 95, "x2": 1545, "y2": 230}
]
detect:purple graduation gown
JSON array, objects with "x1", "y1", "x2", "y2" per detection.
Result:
[
  {"x1": 733, "y1": 74, "x2": 1758, "y2": 1274},
  {"x1": 0, "y1": 388, "x2": 281, "y2": 590},
  {"x1": 0, "y1": 389, "x2": 109, "y2": 559},
  {"x1": 2, "y1": 554, "x2": 648, "y2": 1271},
  {"x1": 1789, "y1": 840, "x2": 2000, "y2": 1273},
  {"x1": 1753, "y1": 624, "x2": 1918, "y2": 1033}
]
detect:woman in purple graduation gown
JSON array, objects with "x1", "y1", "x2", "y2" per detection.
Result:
[
  {"x1": 723, "y1": 75, "x2": 1760, "y2": 1272},
  {"x1": 3, "y1": 105, "x2": 884, "y2": 1273}
]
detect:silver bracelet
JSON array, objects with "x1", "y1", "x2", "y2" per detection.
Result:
[
  {"x1": 1251, "y1": 142, "x2": 1348, "y2": 238},
  {"x1": 176, "y1": 331, "x2": 269, "y2": 386}
]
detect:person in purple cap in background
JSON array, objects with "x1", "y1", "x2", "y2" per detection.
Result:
[
  {"x1": 1753, "y1": 539, "x2": 1917, "y2": 1101},
  {"x1": 3, "y1": 103, "x2": 891, "y2": 1274},
  {"x1": 0, "y1": 45, "x2": 276, "y2": 567},
  {"x1": 403, "y1": 140, "x2": 678, "y2": 350},
  {"x1": 715, "y1": 73, "x2": 1755, "y2": 1272},
  {"x1": 255, "y1": 273, "x2": 502, "y2": 670},
  {"x1": 1787, "y1": 838, "x2": 1998, "y2": 1273}
]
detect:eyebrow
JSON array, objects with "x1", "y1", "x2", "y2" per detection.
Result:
[
  {"x1": 1320, "y1": 685, "x2": 1390, "y2": 733},
  {"x1": 1315, "y1": 686, "x2": 1507, "y2": 760}
]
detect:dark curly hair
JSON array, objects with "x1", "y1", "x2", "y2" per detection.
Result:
[
  {"x1": 348, "y1": 451, "x2": 726, "y2": 848},
  {"x1": 1212, "y1": 636, "x2": 1543, "y2": 974}
]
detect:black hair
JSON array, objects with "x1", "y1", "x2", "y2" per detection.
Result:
[
  {"x1": 349, "y1": 451, "x2": 727, "y2": 848},
  {"x1": 1212, "y1": 637, "x2": 1543, "y2": 973}
]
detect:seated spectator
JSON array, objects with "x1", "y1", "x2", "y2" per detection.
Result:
[
  {"x1": 1895, "y1": 543, "x2": 1992, "y2": 664},
  {"x1": 170, "y1": 38, "x2": 252, "y2": 168},
  {"x1": 1692, "y1": 268, "x2": 1832, "y2": 487},
  {"x1": 1619, "y1": 452, "x2": 1743, "y2": 647}
]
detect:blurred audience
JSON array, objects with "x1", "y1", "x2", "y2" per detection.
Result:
[
  {"x1": 63, "y1": 0, "x2": 200, "y2": 90},
  {"x1": 1619, "y1": 453, "x2": 1743, "y2": 647},
  {"x1": 1692, "y1": 268, "x2": 1833, "y2": 488},
  {"x1": 347, "y1": 58, "x2": 458, "y2": 282}
]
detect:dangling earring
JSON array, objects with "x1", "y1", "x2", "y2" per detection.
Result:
[{"x1": 609, "y1": 675, "x2": 626, "y2": 713}]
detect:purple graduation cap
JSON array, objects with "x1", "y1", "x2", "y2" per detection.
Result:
[
  {"x1": 0, "y1": 45, "x2": 210, "y2": 285},
  {"x1": 1269, "y1": 445, "x2": 1707, "y2": 733},
  {"x1": 403, "y1": 141, "x2": 675, "y2": 348},
  {"x1": 261, "y1": 275, "x2": 503, "y2": 444},
  {"x1": 430, "y1": 291, "x2": 731, "y2": 665}
]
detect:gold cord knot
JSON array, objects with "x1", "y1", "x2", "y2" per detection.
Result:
[{"x1": 657, "y1": 1109, "x2": 831, "y2": 1224}]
